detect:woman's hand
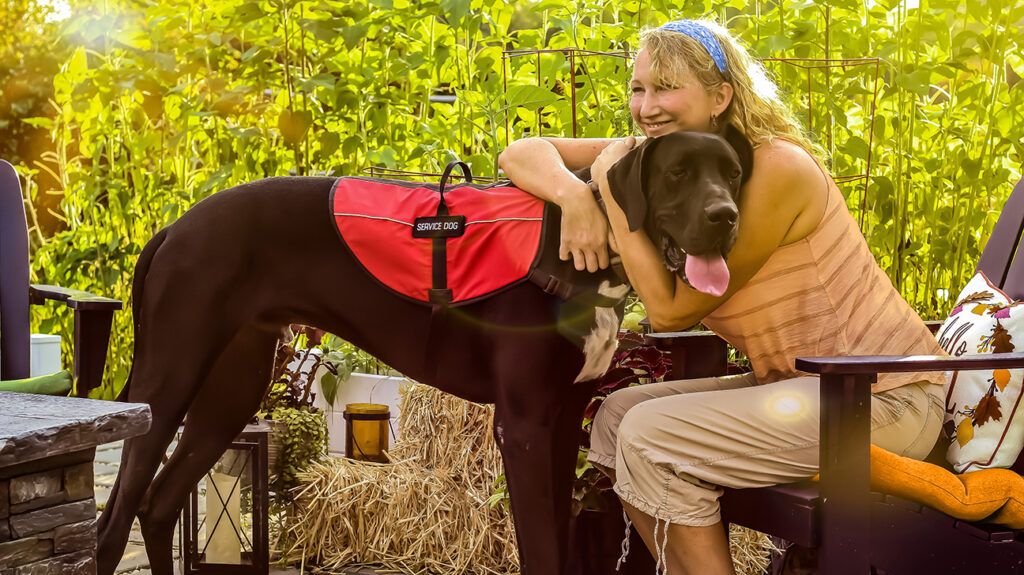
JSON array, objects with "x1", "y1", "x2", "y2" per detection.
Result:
[
  {"x1": 590, "y1": 136, "x2": 639, "y2": 190},
  {"x1": 559, "y1": 187, "x2": 610, "y2": 272},
  {"x1": 559, "y1": 135, "x2": 640, "y2": 271}
]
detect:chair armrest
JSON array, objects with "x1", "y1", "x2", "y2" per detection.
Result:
[
  {"x1": 30, "y1": 284, "x2": 122, "y2": 311},
  {"x1": 796, "y1": 352, "x2": 1024, "y2": 375},
  {"x1": 644, "y1": 330, "x2": 730, "y2": 380},
  {"x1": 29, "y1": 284, "x2": 122, "y2": 397},
  {"x1": 794, "y1": 350, "x2": 1016, "y2": 551},
  {"x1": 644, "y1": 330, "x2": 722, "y2": 344}
]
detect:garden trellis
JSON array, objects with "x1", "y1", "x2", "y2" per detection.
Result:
[{"x1": 3, "y1": 0, "x2": 1019, "y2": 398}]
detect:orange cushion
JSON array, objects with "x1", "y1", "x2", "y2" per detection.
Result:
[{"x1": 869, "y1": 444, "x2": 1024, "y2": 528}]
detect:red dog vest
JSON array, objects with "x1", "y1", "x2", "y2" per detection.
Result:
[{"x1": 332, "y1": 177, "x2": 547, "y2": 305}]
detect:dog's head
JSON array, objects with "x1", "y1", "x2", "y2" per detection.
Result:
[{"x1": 607, "y1": 126, "x2": 754, "y2": 297}]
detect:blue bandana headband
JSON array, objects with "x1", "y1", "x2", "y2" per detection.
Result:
[{"x1": 660, "y1": 20, "x2": 729, "y2": 79}]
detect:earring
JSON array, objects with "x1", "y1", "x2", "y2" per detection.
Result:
[{"x1": 711, "y1": 114, "x2": 719, "y2": 129}]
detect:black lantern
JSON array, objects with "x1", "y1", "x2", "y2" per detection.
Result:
[{"x1": 180, "y1": 422, "x2": 270, "y2": 575}]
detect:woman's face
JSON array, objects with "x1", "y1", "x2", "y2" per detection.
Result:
[{"x1": 629, "y1": 49, "x2": 731, "y2": 138}]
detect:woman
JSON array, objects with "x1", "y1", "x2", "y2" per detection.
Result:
[{"x1": 498, "y1": 19, "x2": 946, "y2": 575}]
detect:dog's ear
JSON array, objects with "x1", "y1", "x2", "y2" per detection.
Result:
[
  {"x1": 723, "y1": 124, "x2": 755, "y2": 186},
  {"x1": 607, "y1": 138, "x2": 659, "y2": 232}
]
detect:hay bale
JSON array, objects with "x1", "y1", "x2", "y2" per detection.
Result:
[
  {"x1": 730, "y1": 525, "x2": 780, "y2": 575},
  {"x1": 286, "y1": 383, "x2": 775, "y2": 575},
  {"x1": 284, "y1": 457, "x2": 518, "y2": 575},
  {"x1": 388, "y1": 383, "x2": 503, "y2": 494}
]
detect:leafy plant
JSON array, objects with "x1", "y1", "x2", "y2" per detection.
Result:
[
  {"x1": 260, "y1": 404, "x2": 327, "y2": 500},
  {"x1": 258, "y1": 325, "x2": 340, "y2": 499},
  {"x1": 258, "y1": 324, "x2": 394, "y2": 497},
  {"x1": 6, "y1": 0, "x2": 1021, "y2": 402},
  {"x1": 571, "y1": 331, "x2": 672, "y2": 514}
]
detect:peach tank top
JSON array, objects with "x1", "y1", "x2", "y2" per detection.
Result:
[{"x1": 702, "y1": 182, "x2": 946, "y2": 393}]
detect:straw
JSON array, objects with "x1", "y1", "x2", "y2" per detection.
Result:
[{"x1": 284, "y1": 383, "x2": 774, "y2": 575}]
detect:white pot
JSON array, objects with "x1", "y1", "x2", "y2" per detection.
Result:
[
  {"x1": 288, "y1": 349, "x2": 409, "y2": 456},
  {"x1": 30, "y1": 334, "x2": 62, "y2": 376},
  {"x1": 313, "y1": 372, "x2": 408, "y2": 456}
]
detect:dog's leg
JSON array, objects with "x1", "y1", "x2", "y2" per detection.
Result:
[
  {"x1": 490, "y1": 337, "x2": 594, "y2": 575},
  {"x1": 97, "y1": 301, "x2": 247, "y2": 574},
  {"x1": 135, "y1": 325, "x2": 278, "y2": 575}
]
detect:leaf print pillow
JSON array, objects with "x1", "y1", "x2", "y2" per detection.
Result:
[{"x1": 936, "y1": 271, "x2": 1024, "y2": 472}]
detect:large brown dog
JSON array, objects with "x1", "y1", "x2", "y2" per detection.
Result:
[{"x1": 96, "y1": 128, "x2": 752, "y2": 575}]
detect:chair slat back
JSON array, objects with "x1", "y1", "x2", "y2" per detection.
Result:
[
  {"x1": 0, "y1": 160, "x2": 31, "y2": 380},
  {"x1": 977, "y1": 178, "x2": 1024, "y2": 298}
]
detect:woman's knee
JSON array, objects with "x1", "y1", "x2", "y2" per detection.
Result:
[
  {"x1": 592, "y1": 386, "x2": 653, "y2": 439},
  {"x1": 615, "y1": 400, "x2": 673, "y2": 457}
]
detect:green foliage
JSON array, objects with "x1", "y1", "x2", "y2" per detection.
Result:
[
  {"x1": 260, "y1": 405, "x2": 328, "y2": 499},
  {"x1": 0, "y1": 0, "x2": 66, "y2": 166},
  {"x1": 6, "y1": 0, "x2": 1022, "y2": 399}
]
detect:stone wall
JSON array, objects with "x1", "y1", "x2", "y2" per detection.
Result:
[{"x1": 0, "y1": 449, "x2": 97, "y2": 575}]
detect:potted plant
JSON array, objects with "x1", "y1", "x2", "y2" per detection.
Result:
[
  {"x1": 573, "y1": 331, "x2": 671, "y2": 511},
  {"x1": 258, "y1": 325, "x2": 333, "y2": 501},
  {"x1": 302, "y1": 331, "x2": 407, "y2": 455},
  {"x1": 264, "y1": 325, "x2": 406, "y2": 461}
]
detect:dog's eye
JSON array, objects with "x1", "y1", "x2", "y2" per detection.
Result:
[
  {"x1": 730, "y1": 168, "x2": 742, "y2": 181},
  {"x1": 669, "y1": 169, "x2": 689, "y2": 181}
]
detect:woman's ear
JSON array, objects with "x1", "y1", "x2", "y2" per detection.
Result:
[{"x1": 714, "y1": 82, "x2": 734, "y2": 118}]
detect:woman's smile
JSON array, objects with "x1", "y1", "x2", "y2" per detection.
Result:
[{"x1": 642, "y1": 120, "x2": 673, "y2": 135}]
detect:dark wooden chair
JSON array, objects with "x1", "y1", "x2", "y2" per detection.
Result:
[
  {"x1": 0, "y1": 159, "x2": 122, "y2": 396},
  {"x1": 637, "y1": 175, "x2": 1024, "y2": 574}
]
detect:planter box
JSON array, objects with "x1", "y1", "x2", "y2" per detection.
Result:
[{"x1": 30, "y1": 334, "x2": 62, "y2": 377}]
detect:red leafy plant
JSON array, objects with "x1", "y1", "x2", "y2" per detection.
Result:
[{"x1": 573, "y1": 331, "x2": 671, "y2": 514}]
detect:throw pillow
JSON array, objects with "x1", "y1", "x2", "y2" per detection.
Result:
[
  {"x1": 0, "y1": 370, "x2": 72, "y2": 396},
  {"x1": 870, "y1": 444, "x2": 1024, "y2": 528},
  {"x1": 936, "y1": 271, "x2": 1024, "y2": 472}
]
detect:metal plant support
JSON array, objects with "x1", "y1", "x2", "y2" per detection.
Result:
[
  {"x1": 367, "y1": 49, "x2": 881, "y2": 229},
  {"x1": 763, "y1": 57, "x2": 883, "y2": 228}
]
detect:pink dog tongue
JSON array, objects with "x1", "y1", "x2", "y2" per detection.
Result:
[{"x1": 685, "y1": 254, "x2": 730, "y2": 297}]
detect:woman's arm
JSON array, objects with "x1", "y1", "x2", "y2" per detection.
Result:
[
  {"x1": 592, "y1": 139, "x2": 820, "y2": 331},
  {"x1": 498, "y1": 137, "x2": 621, "y2": 272}
]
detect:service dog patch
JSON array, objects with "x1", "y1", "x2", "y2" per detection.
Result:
[
  {"x1": 412, "y1": 215, "x2": 466, "y2": 238},
  {"x1": 332, "y1": 177, "x2": 547, "y2": 305}
]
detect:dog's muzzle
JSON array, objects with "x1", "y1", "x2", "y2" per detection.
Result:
[
  {"x1": 660, "y1": 233, "x2": 732, "y2": 298},
  {"x1": 660, "y1": 235, "x2": 686, "y2": 274}
]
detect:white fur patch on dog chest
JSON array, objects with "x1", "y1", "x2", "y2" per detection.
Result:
[{"x1": 575, "y1": 280, "x2": 630, "y2": 383}]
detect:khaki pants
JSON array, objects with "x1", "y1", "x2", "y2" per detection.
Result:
[{"x1": 588, "y1": 373, "x2": 945, "y2": 527}]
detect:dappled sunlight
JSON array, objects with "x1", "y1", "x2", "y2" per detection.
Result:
[{"x1": 38, "y1": 0, "x2": 70, "y2": 22}]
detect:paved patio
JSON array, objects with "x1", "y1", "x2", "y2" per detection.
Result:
[{"x1": 95, "y1": 441, "x2": 394, "y2": 575}]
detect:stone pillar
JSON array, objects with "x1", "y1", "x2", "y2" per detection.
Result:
[
  {"x1": 0, "y1": 392, "x2": 152, "y2": 575},
  {"x1": 0, "y1": 450, "x2": 97, "y2": 575}
]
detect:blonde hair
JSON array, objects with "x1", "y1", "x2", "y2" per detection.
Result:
[{"x1": 638, "y1": 21, "x2": 820, "y2": 155}]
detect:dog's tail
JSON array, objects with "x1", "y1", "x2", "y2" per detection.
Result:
[{"x1": 115, "y1": 227, "x2": 169, "y2": 402}]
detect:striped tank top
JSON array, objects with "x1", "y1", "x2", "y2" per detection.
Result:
[{"x1": 702, "y1": 182, "x2": 946, "y2": 393}]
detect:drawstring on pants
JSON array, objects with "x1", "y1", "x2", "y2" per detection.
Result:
[
  {"x1": 615, "y1": 509, "x2": 632, "y2": 571},
  {"x1": 651, "y1": 516, "x2": 671, "y2": 575}
]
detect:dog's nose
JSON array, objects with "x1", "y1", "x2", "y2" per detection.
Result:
[{"x1": 705, "y1": 202, "x2": 738, "y2": 227}]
